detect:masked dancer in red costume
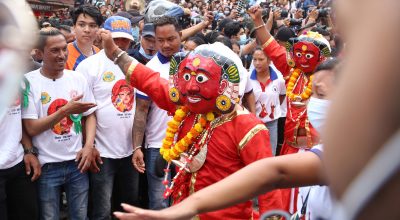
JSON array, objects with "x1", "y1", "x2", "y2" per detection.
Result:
[
  {"x1": 97, "y1": 28, "x2": 283, "y2": 219},
  {"x1": 247, "y1": 6, "x2": 332, "y2": 214}
]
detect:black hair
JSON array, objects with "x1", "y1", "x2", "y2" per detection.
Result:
[
  {"x1": 58, "y1": 25, "x2": 72, "y2": 33},
  {"x1": 223, "y1": 21, "x2": 242, "y2": 39},
  {"x1": 61, "y1": 19, "x2": 74, "y2": 26},
  {"x1": 311, "y1": 26, "x2": 331, "y2": 37},
  {"x1": 37, "y1": 27, "x2": 66, "y2": 51},
  {"x1": 204, "y1": 30, "x2": 222, "y2": 44},
  {"x1": 187, "y1": 36, "x2": 205, "y2": 47},
  {"x1": 153, "y1": 16, "x2": 182, "y2": 33},
  {"x1": 315, "y1": 58, "x2": 342, "y2": 83},
  {"x1": 315, "y1": 58, "x2": 340, "y2": 73},
  {"x1": 215, "y1": 36, "x2": 232, "y2": 49},
  {"x1": 71, "y1": 4, "x2": 103, "y2": 26},
  {"x1": 217, "y1": 18, "x2": 232, "y2": 32}
]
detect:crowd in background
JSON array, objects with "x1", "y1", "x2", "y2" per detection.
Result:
[{"x1": 5, "y1": 0, "x2": 344, "y2": 219}]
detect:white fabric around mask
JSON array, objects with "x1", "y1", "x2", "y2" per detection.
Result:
[{"x1": 307, "y1": 97, "x2": 331, "y2": 134}]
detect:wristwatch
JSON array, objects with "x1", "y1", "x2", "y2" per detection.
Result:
[{"x1": 24, "y1": 146, "x2": 38, "y2": 157}]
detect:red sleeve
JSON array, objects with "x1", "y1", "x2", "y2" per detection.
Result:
[
  {"x1": 239, "y1": 125, "x2": 284, "y2": 214},
  {"x1": 128, "y1": 63, "x2": 176, "y2": 113},
  {"x1": 263, "y1": 39, "x2": 291, "y2": 78}
]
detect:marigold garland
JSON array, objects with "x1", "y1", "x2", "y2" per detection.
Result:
[
  {"x1": 286, "y1": 68, "x2": 313, "y2": 101},
  {"x1": 160, "y1": 106, "x2": 214, "y2": 162}
]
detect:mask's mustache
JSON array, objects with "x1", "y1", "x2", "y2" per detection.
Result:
[{"x1": 182, "y1": 93, "x2": 212, "y2": 101}]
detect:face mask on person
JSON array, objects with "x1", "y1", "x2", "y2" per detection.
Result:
[
  {"x1": 224, "y1": 10, "x2": 230, "y2": 16},
  {"x1": 307, "y1": 97, "x2": 331, "y2": 133},
  {"x1": 238, "y1": 34, "x2": 247, "y2": 45},
  {"x1": 131, "y1": 26, "x2": 140, "y2": 43},
  {"x1": 139, "y1": 45, "x2": 155, "y2": 60}
]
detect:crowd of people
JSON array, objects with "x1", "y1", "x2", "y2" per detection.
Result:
[{"x1": 0, "y1": 0, "x2": 398, "y2": 220}]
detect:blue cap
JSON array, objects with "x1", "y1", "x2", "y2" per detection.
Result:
[{"x1": 104, "y1": 16, "x2": 134, "y2": 41}]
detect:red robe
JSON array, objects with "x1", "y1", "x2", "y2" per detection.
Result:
[
  {"x1": 262, "y1": 39, "x2": 321, "y2": 213},
  {"x1": 127, "y1": 63, "x2": 283, "y2": 219}
]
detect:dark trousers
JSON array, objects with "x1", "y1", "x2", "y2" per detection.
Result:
[
  {"x1": 277, "y1": 117, "x2": 286, "y2": 156},
  {"x1": 89, "y1": 155, "x2": 139, "y2": 220},
  {"x1": 0, "y1": 160, "x2": 38, "y2": 220}
]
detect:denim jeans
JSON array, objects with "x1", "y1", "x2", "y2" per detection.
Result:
[
  {"x1": 146, "y1": 148, "x2": 169, "y2": 210},
  {"x1": 89, "y1": 155, "x2": 139, "y2": 220},
  {"x1": 0, "y1": 160, "x2": 38, "y2": 220},
  {"x1": 266, "y1": 120, "x2": 278, "y2": 156},
  {"x1": 38, "y1": 160, "x2": 88, "y2": 220}
]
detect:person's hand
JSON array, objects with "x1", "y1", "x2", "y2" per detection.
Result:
[
  {"x1": 89, "y1": 147, "x2": 103, "y2": 173},
  {"x1": 98, "y1": 29, "x2": 119, "y2": 60},
  {"x1": 308, "y1": 8, "x2": 319, "y2": 21},
  {"x1": 114, "y1": 203, "x2": 196, "y2": 220},
  {"x1": 24, "y1": 154, "x2": 41, "y2": 181},
  {"x1": 132, "y1": 148, "x2": 145, "y2": 173},
  {"x1": 273, "y1": 9, "x2": 282, "y2": 20},
  {"x1": 295, "y1": 9, "x2": 304, "y2": 19},
  {"x1": 203, "y1": 11, "x2": 214, "y2": 27},
  {"x1": 61, "y1": 94, "x2": 97, "y2": 115},
  {"x1": 76, "y1": 145, "x2": 94, "y2": 173},
  {"x1": 247, "y1": 5, "x2": 263, "y2": 24},
  {"x1": 283, "y1": 18, "x2": 290, "y2": 27},
  {"x1": 229, "y1": 9, "x2": 238, "y2": 19}
]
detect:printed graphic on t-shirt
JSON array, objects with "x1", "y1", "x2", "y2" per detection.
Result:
[
  {"x1": 47, "y1": 99, "x2": 73, "y2": 135},
  {"x1": 111, "y1": 79, "x2": 134, "y2": 112},
  {"x1": 11, "y1": 94, "x2": 20, "y2": 107},
  {"x1": 269, "y1": 104, "x2": 275, "y2": 119},
  {"x1": 103, "y1": 71, "x2": 115, "y2": 82},
  {"x1": 7, "y1": 95, "x2": 21, "y2": 116},
  {"x1": 41, "y1": 92, "x2": 51, "y2": 104},
  {"x1": 260, "y1": 103, "x2": 268, "y2": 118}
]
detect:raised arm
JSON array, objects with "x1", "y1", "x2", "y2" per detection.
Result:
[
  {"x1": 248, "y1": 6, "x2": 291, "y2": 76},
  {"x1": 99, "y1": 29, "x2": 176, "y2": 113},
  {"x1": 181, "y1": 12, "x2": 214, "y2": 42}
]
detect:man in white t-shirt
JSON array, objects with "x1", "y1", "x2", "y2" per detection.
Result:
[
  {"x1": 76, "y1": 16, "x2": 140, "y2": 219},
  {"x1": 22, "y1": 28, "x2": 97, "y2": 220},
  {"x1": 0, "y1": 90, "x2": 41, "y2": 219},
  {"x1": 131, "y1": 16, "x2": 183, "y2": 210},
  {"x1": 0, "y1": 2, "x2": 41, "y2": 219}
]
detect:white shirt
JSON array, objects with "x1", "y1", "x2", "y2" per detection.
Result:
[
  {"x1": 76, "y1": 50, "x2": 136, "y2": 158},
  {"x1": 250, "y1": 65, "x2": 286, "y2": 123},
  {"x1": 0, "y1": 98, "x2": 23, "y2": 169},
  {"x1": 142, "y1": 53, "x2": 172, "y2": 149},
  {"x1": 22, "y1": 69, "x2": 96, "y2": 165},
  {"x1": 297, "y1": 144, "x2": 333, "y2": 220}
]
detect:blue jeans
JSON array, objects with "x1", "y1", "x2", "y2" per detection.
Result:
[
  {"x1": 89, "y1": 155, "x2": 139, "y2": 220},
  {"x1": 38, "y1": 160, "x2": 88, "y2": 220},
  {"x1": 266, "y1": 120, "x2": 278, "y2": 156},
  {"x1": 146, "y1": 148, "x2": 169, "y2": 210}
]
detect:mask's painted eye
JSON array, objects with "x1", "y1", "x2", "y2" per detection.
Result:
[
  {"x1": 183, "y1": 73, "x2": 191, "y2": 81},
  {"x1": 305, "y1": 53, "x2": 314, "y2": 59},
  {"x1": 196, "y1": 74, "x2": 209, "y2": 83},
  {"x1": 296, "y1": 52, "x2": 302, "y2": 57}
]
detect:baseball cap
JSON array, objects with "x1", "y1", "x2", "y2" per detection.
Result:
[
  {"x1": 142, "y1": 23, "x2": 155, "y2": 37},
  {"x1": 104, "y1": 16, "x2": 134, "y2": 41}
]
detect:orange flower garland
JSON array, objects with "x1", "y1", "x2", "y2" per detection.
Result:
[
  {"x1": 160, "y1": 107, "x2": 215, "y2": 162},
  {"x1": 286, "y1": 68, "x2": 313, "y2": 101}
]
